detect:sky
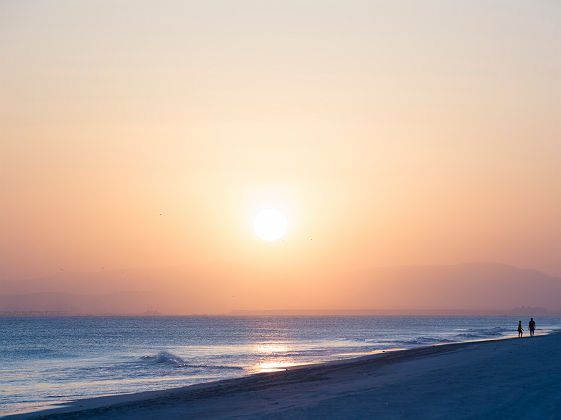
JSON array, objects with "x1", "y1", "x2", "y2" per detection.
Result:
[{"x1": 1, "y1": 1, "x2": 560, "y2": 312}]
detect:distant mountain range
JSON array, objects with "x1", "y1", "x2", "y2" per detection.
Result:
[
  {"x1": 0, "y1": 291, "x2": 156, "y2": 316},
  {"x1": 0, "y1": 262, "x2": 559, "y2": 315},
  {"x1": 346, "y1": 262, "x2": 561, "y2": 313}
]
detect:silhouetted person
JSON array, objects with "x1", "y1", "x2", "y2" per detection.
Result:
[
  {"x1": 517, "y1": 320, "x2": 523, "y2": 337},
  {"x1": 529, "y1": 318, "x2": 536, "y2": 337}
]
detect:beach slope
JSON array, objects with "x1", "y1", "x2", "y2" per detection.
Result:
[{"x1": 7, "y1": 333, "x2": 561, "y2": 419}]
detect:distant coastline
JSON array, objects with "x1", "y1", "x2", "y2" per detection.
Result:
[
  {"x1": 229, "y1": 307, "x2": 560, "y2": 317},
  {"x1": 1, "y1": 307, "x2": 558, "y2": 317}
]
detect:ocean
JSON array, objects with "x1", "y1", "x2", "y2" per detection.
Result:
[{"x1": 2, "y1": 315, "x2": 560, "y2": 416}]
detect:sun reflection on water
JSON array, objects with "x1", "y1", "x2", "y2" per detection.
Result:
[
  {"x1": 258, "y1": 361, "x2": 299, "y2": 373},
  {"x1": 256, "y1": 344, "x2": 289, "y2": 353}
]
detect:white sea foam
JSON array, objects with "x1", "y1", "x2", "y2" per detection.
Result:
[
  {"x1": 141, "y1": 351, "x2": 186, "y2": 366},
  {"x1": 140, "y1": 351, "x2": 243, "y2": 370}
]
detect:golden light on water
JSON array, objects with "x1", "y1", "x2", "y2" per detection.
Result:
[
  {"x1": 258, "y1": 361, "x2": 299, "y2": 373},
  {"x1": 256, "y1": 343, "x2": 297, "y2": 372},
  {"x1": 256, "y1": 344, "x2": 289, "y2": 353}
]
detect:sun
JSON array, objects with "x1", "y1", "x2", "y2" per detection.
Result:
[{"x1": 253, "y1": 208, "x2": 288, "y2": 241}]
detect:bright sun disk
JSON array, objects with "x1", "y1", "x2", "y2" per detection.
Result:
[{"x1": 253, "y1": 208, "x2": 288, "y2": 241}]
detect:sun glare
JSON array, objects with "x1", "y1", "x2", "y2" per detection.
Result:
[{"x1": 253, "y1": 208, "x2": 288, "y2": 241}]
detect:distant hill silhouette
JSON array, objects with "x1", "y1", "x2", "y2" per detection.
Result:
[
  {"x1": 1, "y1": 262, "x2": 560, "y2": 315},
  {"x1": 348, "y1": 262, "x2": 561, "y2": 313},
  {"x1": 0, "y1": 291, "x2": 155, "y2": 315}
]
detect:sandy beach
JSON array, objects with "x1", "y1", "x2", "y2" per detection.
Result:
[{"x1": 6, "y1": 332, "x2": 560, "y2": 420}]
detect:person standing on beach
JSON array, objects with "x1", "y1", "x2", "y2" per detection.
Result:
[
  {"x1": 517, "y1": 320, "x2": 524, "y2": 337},
  {"x1": 529, "y1": 318, "x2": 536, "y2": 337}
]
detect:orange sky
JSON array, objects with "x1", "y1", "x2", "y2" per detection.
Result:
[{"x1": 1, "y1": 1, "x2": 560, "y2": 312}]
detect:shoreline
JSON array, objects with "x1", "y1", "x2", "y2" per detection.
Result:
[{"x1": 6, "y1": 331, "x2": 560, "y2": 419}]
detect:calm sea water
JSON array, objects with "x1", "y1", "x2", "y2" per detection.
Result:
[{"x1": 1, "y1": 316, "x2": 560, "y2": 416}]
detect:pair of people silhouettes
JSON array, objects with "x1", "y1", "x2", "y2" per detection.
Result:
[{"x1": 518, "y1": 318, "x2": 536, "y2": 337}]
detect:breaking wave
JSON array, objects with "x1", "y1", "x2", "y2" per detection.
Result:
[
  {"x1": 141, "y1": 351, "x2": 243, "y2": 370},
  {"x1": 454, "y1": 327, "x2": 510, "y2": 339},
  {"x1": 399, "y1": 337, "x2": 455, "y2": 345},
  {"x1": 141, "y1": 351, "x2": 186, "y2": 365}
]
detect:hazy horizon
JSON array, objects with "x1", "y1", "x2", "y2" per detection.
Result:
[
  {"x1": 2, "y1": 262, "x2": 560, "y2": 315},
  {"x1": 2, "y1": 1, "x2": 560, "y2": 314}
]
